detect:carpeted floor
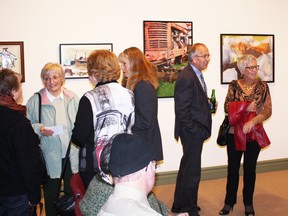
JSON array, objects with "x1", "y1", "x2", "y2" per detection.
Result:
[{"x1": 153, "y1": 170, "x2": 288, "y2": 215}]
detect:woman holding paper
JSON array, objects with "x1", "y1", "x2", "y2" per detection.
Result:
[{"x1": 26, "y1": 62, "x2": 79, "y2": 216}]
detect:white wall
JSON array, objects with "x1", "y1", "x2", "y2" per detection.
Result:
[{"x1": 2, "y1": 0, "x2": 288, "y2": 172}]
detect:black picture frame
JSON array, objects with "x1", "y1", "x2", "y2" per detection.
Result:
[
  {"x1": 220, "y1": 34, "x2": 274, "y2": 84},
  {"x1": 59, "y1": 43, "x2": 113, "y2": 79},
  {"x1": 143, "y1": 20, "x2": 193, "y2": 97},
  {"x1": 0, "y1": 41, "x2": 25, "y2": 82}
]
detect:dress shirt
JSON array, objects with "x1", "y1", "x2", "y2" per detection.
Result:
[{"x1": 98, "y1": 184, "x2": 162, "y2": 216}]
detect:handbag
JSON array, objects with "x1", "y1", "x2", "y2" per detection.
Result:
[
  {"x1": 54, "y1": 139, "x2": 75, "y2": 216},
  {"x1": 70, "y1": 173, "x2": 85, "y2": 216},
  {"x1": 35, "y1": 92, "x2": 49, "y2": 185},
  {"x1": 216, "y1": 81, "x2": 236, "y2": 146},
  {"x1": 216, "y1": 115, "x2": 230, "y2": 146}
]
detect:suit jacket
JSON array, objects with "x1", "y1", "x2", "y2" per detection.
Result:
[
  {"x1": 132, "y1": 80, "x2": 163, "y2": 161},
  {"x1": 174, "y1": 64, "x2": 212, "y2": 141}
]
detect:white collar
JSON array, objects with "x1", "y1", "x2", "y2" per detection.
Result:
[{"x1": 46, "y1": 88, "x2": 64, "y2": 102}]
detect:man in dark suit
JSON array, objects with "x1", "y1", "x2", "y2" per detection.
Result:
[{"x1": 172, "y1": 43, "x2": 212, "y2": 216}]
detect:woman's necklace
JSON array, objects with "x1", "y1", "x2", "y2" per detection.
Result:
[
  {"x1": 241, "y1": 80, "x2": 255, "y2": 91},
  {"x1": 243, "y1": 83, "x2": 254, "y2": 91}
]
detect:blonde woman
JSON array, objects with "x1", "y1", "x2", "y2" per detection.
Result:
[
  {"x1": 72, "y1": 50, "x2": 135, "y2": 188},
  {"x1": 26, "y1": 63, "x2": 79, "y2": 216}
]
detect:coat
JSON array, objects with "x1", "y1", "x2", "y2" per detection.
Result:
[
  {"x1": 228, "y1": 101, "x2": 270, "y2": 151},
  {"x1": 174, "y1": 64, "x2": 212, "y2": 141},
  {"x1": 26, "y1": 88, "x2": 79, "y2": 178},
  {"x1": 132, "y1": 80, "x2": 163, "y2": 161},
  {"x1": 0, "y1": 105, "x2": 42, "y2": 204}
]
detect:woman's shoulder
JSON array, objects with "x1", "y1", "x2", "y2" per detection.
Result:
[
  {"x1": 63, "y1": 87, "x2": 79, "y2": 100},
  {"x1": 255, "y1": 79, "x2": 269, "y2": 89},
  {"x1": 135, "y1": 80, "x2": 153, "y2": 89}
]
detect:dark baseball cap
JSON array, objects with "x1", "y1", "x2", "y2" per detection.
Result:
[{"x1": 109, "y1": 133, "x2": 155, "y2": 178}]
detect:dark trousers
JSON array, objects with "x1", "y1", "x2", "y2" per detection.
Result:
[
  {"x1": 224, "y1": 134, "x2": 261, "y2": 206},
  {"x1": 172, "y1": 131, "x2": 204, "y2": 216},
  {"x1": 43, "y1": 159, "x2": 73, "y2": 216},
  {"x1": 0, "y1": 194, "x2": 29, "y2": 216}
]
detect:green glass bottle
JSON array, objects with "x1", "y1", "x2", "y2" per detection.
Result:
[{"x1": 210, "y1": 89, "x2": 216, "y2": 113}]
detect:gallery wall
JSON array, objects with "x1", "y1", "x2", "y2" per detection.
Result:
[{"x1": 2, "y1": 0, "x2": 288, "y2": 173}]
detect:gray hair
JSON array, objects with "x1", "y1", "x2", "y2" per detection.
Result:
[
  {"x1": 187, "y1": 43, "x2": 207, "y2": 62},
  {"x1": 237, "y1": 55, "x2": 257, "y2": 74}
]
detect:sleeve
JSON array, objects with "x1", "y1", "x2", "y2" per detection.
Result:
[
  {"x1": 174, "y1": 72, "x2": 204, "y2": 134},
  {"x1": 72, "y1": 96, "x2": 94, "y2": 147},
  {"x1": 15, "y1": 120, "x2": 42, "y2": 204},
  {"x1": 224, "y1": 80, "x2": 238, "y2": 113},
  {"x1": 26, "y1": 93, "x2": 44, "y2": 138},
  {"x1": 252, "y1": 82, "x2": 272, "y2": 124}
]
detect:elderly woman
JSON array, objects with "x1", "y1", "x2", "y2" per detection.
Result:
[
  {"x1": 72, "y1": 49, "x2": 135, "y2": 189},
  {"x1": 26, "y1": 63, "x2": 79, "y2": 216},
  {"x1": 219, "y1": 55, "x2": 272, "y2": 216},
  {"x1": 0, "y1": 69, "x2": 43, "y2": 215}
]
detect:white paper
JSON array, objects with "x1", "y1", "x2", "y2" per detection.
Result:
[{"x1": 46, "y1": 125, "x2": 64, "y2": 136}]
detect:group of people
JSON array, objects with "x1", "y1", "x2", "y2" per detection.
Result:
[{"x1": 0, "y1": 43, "x2": 271, "y2": 216}]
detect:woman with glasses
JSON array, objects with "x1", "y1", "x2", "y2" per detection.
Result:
[
  {"x1": 26, "y1": 62, "x2": 79, "y2": 216},
  {"x1": 219, "y1": 55, "x2": 272, "y2": 216}
]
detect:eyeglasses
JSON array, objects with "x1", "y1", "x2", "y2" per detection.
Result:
[
  {"x1": 194, "y1": 54, "x2": 211, "y2": 60},
  {"x1": 145, "y1": 161, "x2": 157, "y2": 171},
  {"x1": 245, "y1": 65, "x2": 260, "y2": 70},
  {"x1": 43, "y1": 75, "x2": 61, "y2": 82}
]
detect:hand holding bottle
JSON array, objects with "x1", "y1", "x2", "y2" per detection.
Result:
[{"x1": 210, "y1": 89, "x2": 217, "y2": 114}]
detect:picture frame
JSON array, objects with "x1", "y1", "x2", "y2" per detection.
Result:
[
  {"x1": 220, "y1": 34, "x2": 274, "y2": 84},
  {"x1": 0, "y1": 41, "x2": 25, "y2": 82},
  {"x1": 59, "y1": 43, "x2": 113, "y2": 79},
  {"x1": 143, "y1": 20, "x2": 193, "y2": 97}
]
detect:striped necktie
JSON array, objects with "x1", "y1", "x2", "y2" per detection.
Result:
[{"x1": 200, "y1": 74, "x2": 207, "y2": 96}]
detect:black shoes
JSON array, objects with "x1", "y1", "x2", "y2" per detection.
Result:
[
  {"x1": 219, "y1": 204, "x2": 233, "y2": 215},
  {"x1": 245, "y1": 205, "x2": 255, "y2": 216}
]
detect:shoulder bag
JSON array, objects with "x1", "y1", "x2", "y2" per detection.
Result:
[
  {"x1": 54, "y1": 140, "x2": 75, "y2": 216},
  {"x1": 216, "y1": 81, "x2": 236, "y2": 146},
  {"x1": 34, "y1": 92, "x2": 49, "y2": 185}
]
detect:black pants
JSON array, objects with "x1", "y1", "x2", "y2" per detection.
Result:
[
  {"x1": 43, "y1": 159, "x2": 73, "y2": 216},
  {"x1": 224, "y1": 134, "x2": 261, "y2": 206},
  {"x1": 172, "y1": 130, "x2": 204, "y2": 216}
]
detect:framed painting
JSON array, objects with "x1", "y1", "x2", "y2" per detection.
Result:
[
  {"x1": 143, "y1": 20, "x2": 193, "y2": 97},
  {"x1": 0, "y1": 41, "x2": 25, "y2": 82},
  {"x1": 59, "y1": 43, "x2": 113, "y2": 79},
  {"x1": 220, "y1": 34, "x2": 274, "y2": 84}
]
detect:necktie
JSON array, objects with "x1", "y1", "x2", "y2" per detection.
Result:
[{"x1": 200, "y1": 74, "x2": 207, "y2": 96}]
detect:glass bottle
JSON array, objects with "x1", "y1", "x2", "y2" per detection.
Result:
[{"x1": 210, "y1": 89, "x2": 216, "y2": 114}]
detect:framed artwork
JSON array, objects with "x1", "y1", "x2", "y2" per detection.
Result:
[
  {"x1": 59, "y1": 43, "x2": 113, "y2": 79},
  {"x1": 143, "y1": 20, "x2": 193, "y2": 97},
  {"x1": 0, "y1": 41, "x2": 25, "y2": 82},
  {"x1": 220, "y1": 34, "x2": 274, "y2": 84}
]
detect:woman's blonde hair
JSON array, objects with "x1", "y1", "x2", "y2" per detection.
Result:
[
  {"x1": 40, "y1": 62, "x2": 65, "y2": 84},
  {"x1": 87, "y1": 49, "x2": 120, "y2": 83},
  {"x1": 118, "y1": 47, "x2": 158, "y2": 91}
]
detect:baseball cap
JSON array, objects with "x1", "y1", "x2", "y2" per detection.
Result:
[{"x1": 109, "y1": 133, "x2": 155, "y2": 178}]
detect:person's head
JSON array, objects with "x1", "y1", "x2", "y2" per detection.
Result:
[
  {"x1": 118, "y1": 47, "x2": 158, "y2": 90},
  {"x1": 187, "y1": 43, "x2": 210, "y2": 71},
  {"x1": 237, "y1": 54, "x2": 259, "y2": 82},
  {"x1": 87, "y1": 49, "x2": 120, "y2": 86},
  {"x1": 41, "y1": 62, "x2": 65, "y2": 97},
  {"x1": 0, "y1": 68, "x2": 22, "y2": 103},
  {"x1": 103, "y1": 133, "x2": 156, "y2": 194}
]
